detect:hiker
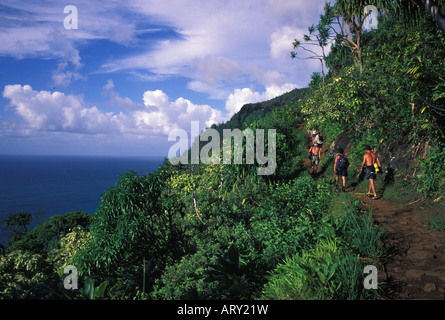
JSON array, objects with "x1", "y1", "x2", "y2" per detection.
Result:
[
  {"x1": 334, "y1": 148, "x2": 349, "y2": 191},
  {"x1": 309, "y1": 142, "x2": 321, "y2": 173},
  {"x1": 315, "y1": 131, "x2": 324, "y2": 148},
  {"x1": 311, "y1": 128, "x2": 317, "y2": 144},
  {"x1": 359, "y1": 145, "x2": 382, "y2": 200}
]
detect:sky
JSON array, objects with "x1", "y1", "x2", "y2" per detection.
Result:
[{"x1": 0, "y1": 0, "x2": 328, "y2": 158}]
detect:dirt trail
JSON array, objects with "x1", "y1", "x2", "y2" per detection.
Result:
[
  {"x1": 303, "y1": 130, "x2": 445, "y2": 299},
  {"x1": 356, "y1": 194, "x2": 445, "y2": 300}
]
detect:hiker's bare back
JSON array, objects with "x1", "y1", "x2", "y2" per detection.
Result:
[
  {"x1": 361, "y1": 151, "x2": 381, "y2": 168},
  {"x1": 359, "y1": 147, "x2": 382, "y2": 200}
]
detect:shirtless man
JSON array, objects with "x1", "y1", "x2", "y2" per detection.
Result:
[
  {"x1": 359, "y1": 146, "x2": 382, "y2": 199},
  {"x1": 309, "y1": 143, "x2": 321, "y2": 173}
]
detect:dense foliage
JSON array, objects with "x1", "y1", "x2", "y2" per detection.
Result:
[
  {"x1": 0, "y1": 101, "x2": 386, "y2": 300},
  {"x1": 1, "y1": 2, "x2": 444, "y2": 300}
]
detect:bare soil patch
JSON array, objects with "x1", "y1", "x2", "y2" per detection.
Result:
[{"x1": 356, "y1": 194, "x2": 445, "y2": 300}]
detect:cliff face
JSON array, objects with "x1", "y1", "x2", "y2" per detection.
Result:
[{"x1": 328, "y1": 131, "x2": 351, "y2": 157}]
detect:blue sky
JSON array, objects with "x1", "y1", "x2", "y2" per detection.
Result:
[{"x1": 0, "y1": 0, "x2": 327, "y2": 157}]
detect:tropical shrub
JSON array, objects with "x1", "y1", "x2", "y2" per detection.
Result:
[
  {"x1": 73, "y1": 170, "x2": 185, "y2": 280},
  {"x1": 415, "y1": 143, "x2": 445, "y2": 199},
  {"x1": 0, "y1": 250, "x2": 56, "y2": 299}
]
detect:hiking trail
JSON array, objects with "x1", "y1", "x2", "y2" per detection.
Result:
[
  {"x1": 356, "y1": 193, "x2": 445, "y2": 299},
  {"x1": 302, "y1": 128, "x2": 445, "y2": 299}
]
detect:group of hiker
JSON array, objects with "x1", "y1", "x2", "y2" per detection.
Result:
[{"x1": 308, "y1": 128, "x2": 382, "y2": 200}]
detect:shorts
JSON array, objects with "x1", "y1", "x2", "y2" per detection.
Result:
[
  {"x1": 312, "y1": 133, "x2": 317, "y2": 137},
  {"x1": 366, "y1": 166, "x2": 377, "y2": 180},
  {"x1": 336, "y1": 167, "x2": 348, "y2": 177},
  {"x1": 311, "y1": 155, "x2": 319, "y2": 166}
]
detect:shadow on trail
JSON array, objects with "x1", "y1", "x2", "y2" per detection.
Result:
[
  {"x1": 346, "y1": 167, "x2": 395, "y2": 197},
  {"x1": 346, "y1": 171, "x2": 365, "y2": 191},
  {"x1": 309, "y1": 156, "x2": 333, "y2": 180}
]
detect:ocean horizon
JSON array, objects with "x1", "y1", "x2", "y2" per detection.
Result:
[{"x1": 0, "y1": 154, "x2": 165, "y2": 245}]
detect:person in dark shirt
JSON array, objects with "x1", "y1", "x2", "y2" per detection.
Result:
[{"x1": 334, "y1": 148, "x2": 348, "y2": 191}]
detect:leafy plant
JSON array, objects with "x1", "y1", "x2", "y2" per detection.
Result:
[
  {"x1": 415, "y1": 143, "x2": 445, "y2": 199},
  {"x1": 83, "y1": 277, "x2": 109, "y2": 300},
  {"x1": 204, "y1": 244, "x2": 249, "y2": 299}
]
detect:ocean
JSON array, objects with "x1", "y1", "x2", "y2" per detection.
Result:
[{"x1": 0, "y1": 155, "x2": 165, "y2": 245}]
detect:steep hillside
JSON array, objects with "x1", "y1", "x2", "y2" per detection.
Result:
[
  {"x1": 211, "y1": 87, "x2": 308, "y2": 132},
  {"x1": 1, "y1": 3, "x2": 444, "y2": 303}
]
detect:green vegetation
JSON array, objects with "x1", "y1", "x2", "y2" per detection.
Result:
[{"x1": 1, "y1": 2, "x2": 444, "y2": 300}]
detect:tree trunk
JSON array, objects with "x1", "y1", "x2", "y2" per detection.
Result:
[
  {"x1": 357, "y1": 13, "x2": 364, "y2": 73},
  {"x1": 319, "y1": 58, "x2": 325, "y2": 82},
  {"x1": 357, "y1": 35, "x2": 363, "y2": 73}
]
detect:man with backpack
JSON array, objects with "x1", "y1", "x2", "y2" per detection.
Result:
[{"x1": 334, "y1": 148, "x2": 349, "y2": 191}]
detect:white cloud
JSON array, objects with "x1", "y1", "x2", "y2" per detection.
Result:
[
  {"x1": 187, "y1": 81, "x2": 228, "y2": 100},
  {"x1": 3, "y1": 84, "x2": 225, "y2": 138},
  {"x1": 101, "y1": 0, "x2": 327, "y2": 91},
  {"x1": 138, "y1": 89, "x2": 226, "y2": 133},
  {"x1": 225, "y1": 83, "x2": 297, "y2": 115},
  {"x1": 270, "y1": 26, "x2": 305, "y2": 61},
  {"x1": 2, "y1": 0, "x2": 326, "y2": 94},
  {"x1": 142, "y1": 90, "x2": 170, "y2": 110},
  {"x1": 3, "y1": 84, "x2": 123, "y2": 134},
  {"x1": 190, "y1": 55, "x2": 242, "y2": 86},
  {"x1": 0, "y1": 0, "x2": 145, "y2": 90},
  {"x1": 0, "y1": 0, "x2": 329, "y2": 156}
]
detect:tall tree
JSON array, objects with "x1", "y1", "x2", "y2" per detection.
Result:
[
  {"x1": 291, "y1": 24, "x2": 330, "y2": 82},
  {"x1": 334, "y1": 0, "x2": 386, "y2": 73},
  {"x1": 291, "y1": 2, "x2": 339, "y2": 82},
  {"x1": 3, "y1": 212, "x2": 32, "y2": 232}
]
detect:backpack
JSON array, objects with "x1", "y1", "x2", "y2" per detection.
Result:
[
  {"x1": 317, "y1": 134, "x2": 323, "y2": 144},
  {"x1": 337, "y1": 154, "x2": 349, "y2": 169}
]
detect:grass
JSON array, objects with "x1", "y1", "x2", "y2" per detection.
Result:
[
  {"x1": 425, "y1": 214, "x2": 445, "y2": 231},
  {"x1": 376, "y1": 171, "x2": 445, "y2": 231},
  {"x1": 380, "y1": 173, "x2": 417, "y2": 202},
  {"x1": 261, "y1": 184, "x2": 386, "y2": 300},
  {"x1": 421, "y1": 201, "x2": 445, "y2": 231}
]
